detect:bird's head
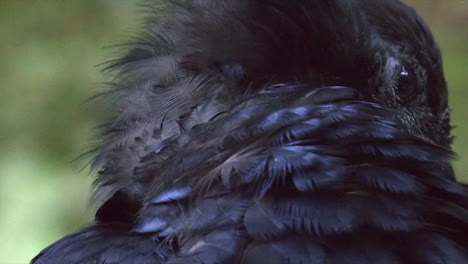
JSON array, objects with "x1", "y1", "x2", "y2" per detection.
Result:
[{"x1": 172, "y1": 0, "x2": 451, "y2": 147}]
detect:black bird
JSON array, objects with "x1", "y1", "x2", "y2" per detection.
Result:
[{"x1": 32, "y1": 0, "x2": 468, "y2": 263}]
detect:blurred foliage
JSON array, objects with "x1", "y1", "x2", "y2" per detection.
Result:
[{"x1": 0, "y1": 0, "x2": 466, "y2": 263}]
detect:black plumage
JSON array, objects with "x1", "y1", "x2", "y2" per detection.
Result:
[{"x1": 32, "y1": 0, "x2": 468, "y2": 263}]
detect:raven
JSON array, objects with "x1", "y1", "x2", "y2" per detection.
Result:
[{"x1": 32, "y1": 0, "x2": 468, "y2": 263}]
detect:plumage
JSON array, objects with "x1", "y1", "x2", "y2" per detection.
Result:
[{"x1": 32, "y1": 0, "x2": 467, "y2": 263}]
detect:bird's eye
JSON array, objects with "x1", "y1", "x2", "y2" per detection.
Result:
[
  {"x1": 400, "y1": 67, "x2": 409, "y2": 77},
  {"x1": 395, "y1": 64, "x2": 419, "y2": 104}
]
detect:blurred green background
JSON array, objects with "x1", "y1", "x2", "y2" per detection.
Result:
[{"x1": 0, "y1": 0, "x2": 466, "y2": 263}]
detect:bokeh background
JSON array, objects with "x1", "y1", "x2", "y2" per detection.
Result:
[{"x1": 0, "y1": 0, "x2": 466, "y2": 263}]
